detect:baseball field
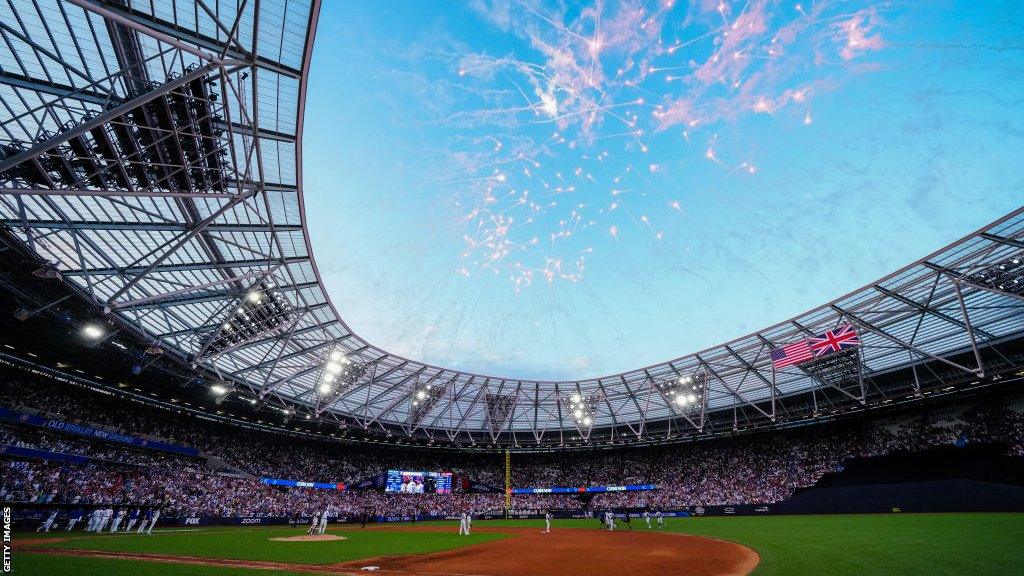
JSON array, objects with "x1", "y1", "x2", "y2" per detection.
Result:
[{"x1": 15, "y1": 513, "x2": 1024, "y2": 575}]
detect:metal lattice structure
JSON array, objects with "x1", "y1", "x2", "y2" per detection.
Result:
[{"x1": 1, "y1": 1, "x2": 1023, "y2": 448}]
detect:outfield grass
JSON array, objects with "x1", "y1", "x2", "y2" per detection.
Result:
[
  {"x1": 490, "y1": 513, "x2": 1024, "y2": 576},
  {"x1": 16, "y1": 513, "x2": 1024, "y2": 575}
]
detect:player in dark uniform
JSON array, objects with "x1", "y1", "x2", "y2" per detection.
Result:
[{"x1": 622, "y1": 511, "x2": 633, "y2": 530}]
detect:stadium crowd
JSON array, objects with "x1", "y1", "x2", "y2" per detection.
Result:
[{"x1": 2, "y1": 368, "x2": 1023, "y2": 518}]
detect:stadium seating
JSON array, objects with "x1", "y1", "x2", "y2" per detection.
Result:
[{"x1": 2, "y1": 365, "x2": 1022, "y2": 518}]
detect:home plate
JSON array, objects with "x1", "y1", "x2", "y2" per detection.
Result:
[{"x1": 269, "y1": 534, "x2": 347, "y2": 542}]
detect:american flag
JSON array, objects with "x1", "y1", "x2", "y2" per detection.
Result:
[
  {"x1": 809, "y1": 324, "x2": 860, "y2": 357},
  {"x1": 770, "y1": 340, "x2": 813, "y2": 369}
]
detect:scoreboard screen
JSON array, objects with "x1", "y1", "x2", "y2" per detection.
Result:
[{"x1": 385, "y1": 470, "x2": 452, "y2": 494}]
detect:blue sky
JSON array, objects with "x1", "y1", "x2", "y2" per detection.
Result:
[{"x1": 302, "y1": 1, "x2": 1023, "y2": 380}]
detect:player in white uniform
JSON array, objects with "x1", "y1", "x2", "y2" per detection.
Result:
[
  {"x1": 543, "y1": 512, "x2": 552, "y2": 533},
  {"x1": 98, "y1": 506, "x2": 113, "y2": 528},
  {"x1": 95, "y1": 508, "x2": 109, "y2": 532},
  {"x1": 458, "y1": 512, "x2": 469, "y2": 535},
  {"x1": 146, "y1": 506, "x2": 161, "y2": 534},
  {"x1": 643, "y1": 510, "x2": 651, "y2": 529},
  {"x1": 110, "y1": 508, "x2": 126, "y2": 532},
  {"x1": 606, "y1": 511, "x2": 616, "y2": 530},
  {"x1": 36, "y1": 509, "x2": 58, "y2": 532},
  {"x1": 307, "y1": 511, "x2": 320, "y2": 535},
  {"x1": 655, "y1": 511, "x2": 665, "y2": 528},
  {"x1": 317, "y1": 507, "x2": 331, "y2": 535}
]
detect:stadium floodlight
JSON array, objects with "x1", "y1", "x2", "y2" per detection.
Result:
[
  {"x1": 571, "y1": 394, "x2": 582, "y2": 403},
  {"x1": 583, "y1": 417, "x2": 592, "y2": 426},
  {"x1": 416, "y1": 390, "x2": 427, "y2": 400},
  {"x1": 574, "y1": 409, "x2": 583, "y2": 418},
  {"x1": 246, "y1": 291, "x2": 262, "y2": 303},
  {"x1": 325, "y1": 361, "x2": 342, "y2": 374},
  {"x1": 211, "y1": 384, "x2": 228, "y2": 395},
  {"x1": 82, "y1": 324, "x2": 105, "y2": 339},
  {"x1": 329, "y1": 350, "x2": 343, "y2": 362},
  {"x1": 318, "y1": 383, "x2": 333, "y2": 394}
]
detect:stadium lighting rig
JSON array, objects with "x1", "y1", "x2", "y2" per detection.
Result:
[
  {"x1": 210, "y1": 382, "x2": 238, "y2": 405},
  {"x1": 659, "y1": 374, "x2": 706, "y2": 409},
  {"x1": 317, "y1": 348, "x2": 353, "y2": 395},
  {"x1": 81, "y1": 323, "x2": 105, "y2": 340},
  {"x1": 654, "y1": 372, "x2": 708, "y2": 433},
  {"x1": 408, "y1": 377, "x2": 447, "y2": 429},
  {"x1": 563, "y1": 392, "x2": 601, "y2": 439},
  {"x1": 966, "y1": 252, "x2": 1024, "y2": 296},
  {"x1": 202, "y1": 282, "x2": 295, "y2": 356},
  {"x1": 313, "y1": 349, "x2": 371, "y2": 418}
]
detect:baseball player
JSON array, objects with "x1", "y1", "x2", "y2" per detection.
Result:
[
  {"x1": 466, "y1": 511, "x2": 472, "y2": 534},
  {"x1": 66, "y1": 507, "x2": 83, "y2": 531},
  {"x1": 125, "y1": 508, "x2": 140, "y2": 532},
  {"x1": 146, "y1": 505, "x2": 161, "y2": 534},
  {"x1": 85, "y1": 508, "x2": 98, "y2": 532},
  {"x1": 36, "y1": 509, "x2": 58, "y2": 532},
  {"x1": 110, "y1": 507, "x2": 126, "y2": 532},
  {"x1": 92, "y1": 504, "x2": 105, "y2": 532},
  {"x1": 543, "y1": 511, "x2": 552, "y2": 533},
  {"x1": 317, "y1": 506, "x2": 331, "y2": 535},
  {"x1": 138, "y1": 508, "x2": 152, "y2": 533},
  {"x1": 642, "y1": 510, "x2": 651, "y2": 529},
  {"x1": 458, "y1": 512, "x2": 469, "y2": 535},
  {"x1": 103, "y1": 507, "x2": 115, "y2": 531},
  {"x1": 606, "y1": 511, "x2": 616, "y2": 531},
  {"x1": 307, "y1": 511, "x2": 320, "y2": 535},
  {"x1": 655, "y1": 510, "x2": 665, "y2": 529}
]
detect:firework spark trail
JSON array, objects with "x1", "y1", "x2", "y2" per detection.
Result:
[{"x1": 445, "y1": 0, "x2": 889, "y2": 288}]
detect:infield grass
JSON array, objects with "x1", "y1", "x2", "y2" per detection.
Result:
[
  {"x1": 16, "y1": 512, "x2": 1024, "y2": 576},
  {"x1": 24, "y1": 524, "x2": 506, "y2": 564}
]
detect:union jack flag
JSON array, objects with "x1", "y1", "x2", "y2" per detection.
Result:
[
  {"x1": 809, "y1": 324, "x2": 860, "y2": 357},
  {"x1": 770, "y1": 340, "x2": 813, "y2": 369}
]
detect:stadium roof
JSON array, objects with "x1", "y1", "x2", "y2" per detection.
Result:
[{"x1": 0, "y1": 1, "x2": 1022, "y2": 447}]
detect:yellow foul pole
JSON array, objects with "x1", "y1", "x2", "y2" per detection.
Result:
[{"x1": 504, "y1": 449, "x2": 511, "y2": 512}]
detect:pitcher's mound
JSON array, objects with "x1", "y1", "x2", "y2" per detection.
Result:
[{"x1": 270, "y1": 534, "x2": 347, "y2": 542}]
